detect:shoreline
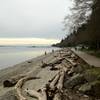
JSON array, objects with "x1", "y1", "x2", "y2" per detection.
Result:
[
  {"x1": 0, "y1": 50, "x2": 60, "y2": 97},
  {"x1": 0, "y1": 48, "x2": 100, "y2": 100},
  {"x1": 0, "y1": 46, "x2": 59, "y2": 70},
  {"x1": 0, "y1": 51, "x2": 56, "y2": 80}
]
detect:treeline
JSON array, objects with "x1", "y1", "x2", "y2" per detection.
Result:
[{"x1": 54, "y1": 0, "x2": 100, "y2": 49}]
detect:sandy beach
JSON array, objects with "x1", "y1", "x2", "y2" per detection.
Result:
[
  {"x1": 0, "y1": 48, "x2": 100, "y2": 100},
  {"x1": 0, "y1": 49, "x2": 60, "y2": 99}
]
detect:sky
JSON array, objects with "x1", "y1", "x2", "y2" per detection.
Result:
[
  {"x1": 0, "y1": 38, "x2": 60, "y2": 46},
  {"x1": 0, "y1": 0, "x2": 72, "y2": 45}
]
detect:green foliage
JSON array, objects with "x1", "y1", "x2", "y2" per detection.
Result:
[{"x1": 85, "y1": 67, "x2": 100, "y2": 82}]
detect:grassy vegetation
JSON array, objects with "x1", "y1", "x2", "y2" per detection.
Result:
[
  {"x1": 87, "y1": 67, "x2": 100, "y2": 76},
  {"x1": 89, "y1": 51, "x2": 100, "y2": 58},
  {"x1": 84, "y1": 67, "x2": 100, "y2": 82},
  {"x1": 80, "y1": 48, "x2": 100, "y2": 58}
]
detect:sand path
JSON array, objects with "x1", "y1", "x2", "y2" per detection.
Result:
[{"x1": 72, "y1": 49, "x2": 100, "y2": 67}]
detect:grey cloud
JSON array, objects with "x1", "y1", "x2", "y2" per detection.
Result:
[{"x1": 0, "y1": 0, "x2": 72, "y2": 39}]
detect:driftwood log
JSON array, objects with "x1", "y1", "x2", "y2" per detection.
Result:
[
  {"x1": 15, "y1": 76, "x2": 40, "y2": 100},
  {"x1": 41, "y1": 61, "x2": 48, "y2": 68},
  {"x1": 57, "y1": 71, "x2": 65, "y2": 90},
  {"x1": 3, "y1": 75, "x2": 26, "y2": 87},
  {"x1": 41, "y1": 58, "x2": 64, "y2": 70},
  {"x1": 15, "y1": 78, "x2": 26, "y2": 100},
  {"x1": 49, "y1": 73, "x2": 60, "y2": 90},
  {"x1": 50, "y1": 58, "x2": 64, "y2": 65},
  {"x1": 65, "y1": 58, "x2": 77, "y2": 67},
  {"x1": 52, "y1": 72, "x2": 64, "y2": 100},
  {"x1": 49, "y1": 58, "x2": 65, "y2": 67},
  {"x1": 62, "y1": 60, "x2": 72, "y2": 68},
  {"x1": 25, "y1": 70, "x2": 65, "y2": 100},
  {"x1": 53, "y1": 92, "x2": 62, "y2": 100},
  {"x1": 14, "y1": 49, "x2": 77, "y2": 100}
]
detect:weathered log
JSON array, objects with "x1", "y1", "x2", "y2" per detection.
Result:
[
  {"x1": 41, "y1": 57, "x2": 63, "y2": 68},
  {"x1": 15, "y1": 78, "x2": 26, "y2": 100},
  {"x1": 3, "y1": 75, "x2": 26, "y2": 87},
  {"x1": 15, "y1": 77, "x2": 39, "y2": 100},
  {"x1": 25, "y1": 88, "x2": 47, "y2": 100},
  {"x1": 61, "y1": 60, "x2": 72, "y2": 68},
  {"x1": 53, "y1": 92, "x2": 62, "y2": 100},
  {"x1": 49, "y1": 73, "x2": 60, "y2": 90},
  {"x1": 67, "y1": 67, "x2": 75, "y2": 76},
  {"x1": 41, "y1": 61, "x2": 48, "y2": 68},
  {"x1": 57, "y1": 71, "x2": 65, "y2": 90},
  {"x1": 65, "y1": 58, "x2": 77, "y2": 67},
  {"x1": 49, "y1": 58, "x2": 64, "y2": 66}
]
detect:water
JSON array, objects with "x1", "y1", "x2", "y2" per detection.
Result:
[{"x1": 0, "y1": 46, "x2": 59, "y2": 69}]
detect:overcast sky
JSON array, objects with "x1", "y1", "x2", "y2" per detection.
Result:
[{"x1": 0, "y1": 0, "x2": 72, "y2": 39}]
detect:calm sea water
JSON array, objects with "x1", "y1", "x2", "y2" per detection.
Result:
[{"x1": 0, "y1": 46, "x2": 59, "y2": 69}]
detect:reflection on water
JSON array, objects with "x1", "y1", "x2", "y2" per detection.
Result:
[{"x1": 0, "y1": 46, "x2": 59, "y2": 69}]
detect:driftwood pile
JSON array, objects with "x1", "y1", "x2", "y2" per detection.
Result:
[
  {"x1": 3, "y1": 49, "x2": 81, "y2": 100},
  {"x1": 24, "y1": 70, "x2": 65, "y2": 100}
]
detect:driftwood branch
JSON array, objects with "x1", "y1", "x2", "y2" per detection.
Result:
[
  {"x1": 15, "y1": 78, "x2": 26, "y2": 100},
  {"x1": 49, "y1": 73, "x2": 60, "y2": 90},
  {"x1": 57, "y1": 71, "x2": 65, "y2": 90},
  {"x1": 15, "y1": 77, "x2": 39, "y2": 100}
]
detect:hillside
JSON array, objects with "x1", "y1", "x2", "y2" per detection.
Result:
[{"x1": 54, "y1": 0, "x2": 100, "y2": 49}]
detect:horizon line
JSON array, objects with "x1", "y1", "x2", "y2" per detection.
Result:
[{"x1": 0, "y1": 37, "x2": 60, "y2": 45}]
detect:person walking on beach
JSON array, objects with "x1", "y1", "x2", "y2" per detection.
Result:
[{"x1": 45, "y1": 51, "x2": 47, "y2": 55}]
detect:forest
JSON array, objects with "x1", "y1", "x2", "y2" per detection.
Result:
[{"x1": 54, "y1": 0, "x2": 100, "y2": 50}]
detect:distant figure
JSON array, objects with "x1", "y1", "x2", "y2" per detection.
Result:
[
  {"x1": 82, "y1": 45, "x2": 85, "y2": 50},
  {"x1": 45, "y1": 51, "x2": 47, "y2": 55},
  {"x1": 75, "y1": 47, "x2": 77, "y2": 51},
  {"x1": 52, "y1": 49, "x2": 54, "y2": 53}
]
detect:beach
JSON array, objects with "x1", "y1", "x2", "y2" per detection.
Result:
[
  {"x1": 0, "y1": 48, "x2": 100, "y2": 100},
  {"x1": 0, "y1": 49, "x2": 60, "y2": 99}
]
